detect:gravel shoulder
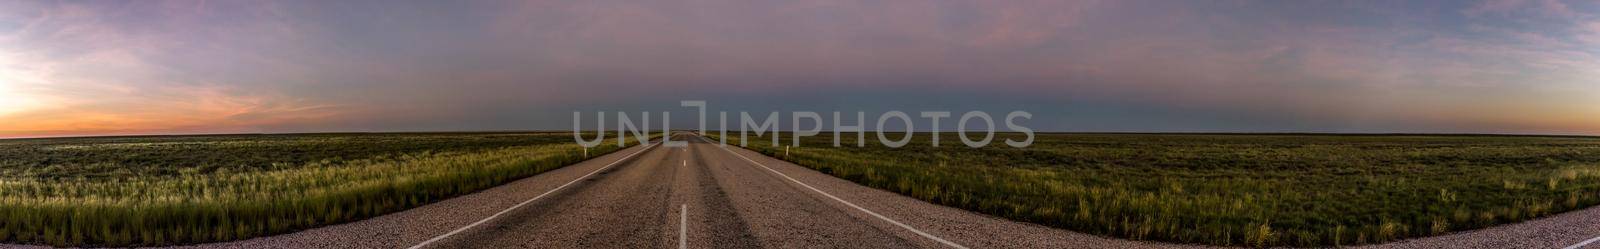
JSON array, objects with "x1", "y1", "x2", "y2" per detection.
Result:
[{"x1": 1351, "y1": 203, "x2": 1600, "y2": 249}]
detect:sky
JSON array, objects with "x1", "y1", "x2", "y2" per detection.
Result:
[{"x1": 0, "y1": 0, "x2": 1597, "y2": 138}]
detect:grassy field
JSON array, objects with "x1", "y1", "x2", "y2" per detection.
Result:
[
  {"x1": 711, "y1": 132, "x2": 1600, "y2": 247},
  {"x1": 0, "y1": 132, "x2": 649, "y2": 246}
]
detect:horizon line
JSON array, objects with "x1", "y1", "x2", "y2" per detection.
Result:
[{"x1": 5, "y1": 130, "x2": 1599, "y2": 141}]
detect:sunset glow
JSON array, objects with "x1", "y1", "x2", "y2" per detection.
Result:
[
  {"x1": 0, "y1": 53, "x2": 41, "y2": 119},
  {"x1": 0, "y1": 84, "x2": 30, "y2": 117},
  {"x1": 0, "y1": 0, "x2": 1598, "y2": 138}
]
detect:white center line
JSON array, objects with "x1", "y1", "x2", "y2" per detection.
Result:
[
  {"x1": 700, "y1": 136, "x2": 968, "y2": 249},
  {"x1": 679, "y1": 204, "x2": 688, "y2": 249},
  {"x1": 407, "y1": 142, "x2": 661, "y2": 249},
  {"x1": 1566, "y1": 236, "x2": 1600, "y2": 249},
  {"x1": 682, "y1": 160, "x2": 686, "y2": 167}
]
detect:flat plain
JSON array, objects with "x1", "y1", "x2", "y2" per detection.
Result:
[
  {"x1": 0, "y1": 132, "x2": 638, "y2": 247},
  {"x1": 715, "y1": 132, "x2": 1600, "y2": 247},
  {"x1": 6, "y1": 132, "x2": 1600, "y2": 248}
]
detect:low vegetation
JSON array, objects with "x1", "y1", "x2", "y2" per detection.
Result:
[
  {"x1": 712, "y1": 132, "x2": 1600, "y2": 247},
  {"x1": 0, "y1": 132, "x2": 647, "y2": 246}
]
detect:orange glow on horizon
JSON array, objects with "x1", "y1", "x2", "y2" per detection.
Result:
[{"x1": 0, "y1": 85, "x2": 343, "y2": 139}]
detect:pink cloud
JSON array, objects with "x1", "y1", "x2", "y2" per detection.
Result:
[
  {"x1": 1581, "y1": 22, "x2": 1600, "y2": 44},
  {"x1": 0, "y1": 1, "x2": 345, "y2": 138},
  {"x1": 4, "y1": 0, "x2": 1598, "y2": 136},
  {"x1": 1464, "y1": 0, "x2": 1577, "y2": 18}
]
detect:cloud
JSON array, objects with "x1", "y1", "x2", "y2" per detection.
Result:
[
  {"x1": 1, "y1": 0, "x2": 1598, "y2": 136},
  {"x1": 1580, "y1": 21, "x2": 1600, "y2": 44},
  {"x1": 0, "y1": 1, "x2": 343, "y2": 138},
  {"x1": 1464, "y1": 0, "x2": 1579, "y2": 18}
]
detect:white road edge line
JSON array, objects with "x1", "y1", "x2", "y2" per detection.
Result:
[
  {"x1": 701, "y1": 136, "x2": 969, "y2": 249},
  {"x1": 680, "y1": 204, "x2": 688, "y2": 249},
  {"x1": 407, "y1": 142, "x2": 661, "y2": 249},
  {"x1": 1566, "y1": 236, "x2": 1600, "y2": 249}
]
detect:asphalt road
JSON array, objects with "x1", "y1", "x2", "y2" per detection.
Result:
[
  {"x1": 10, "y1": 132, "x2": 1590, "y2": 248},
  {"x1": 415, "y1": 132, "x2": 931, "y2": 248}
]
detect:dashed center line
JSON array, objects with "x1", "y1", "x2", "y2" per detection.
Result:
[{"x1": 679, "y1": 204, "x2": 688, "y2": 249}]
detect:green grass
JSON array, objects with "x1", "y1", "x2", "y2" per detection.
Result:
[
  {"x1": 0, "y1": 132, "x2": 652, "y2": 246},
  {"x1": 711, "y1": 132, "x2": 1600, "y2": 247}
]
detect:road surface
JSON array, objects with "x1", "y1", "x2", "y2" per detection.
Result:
[{"x1": 414, "y1": 132, "x2": 939, "y2": 248}]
